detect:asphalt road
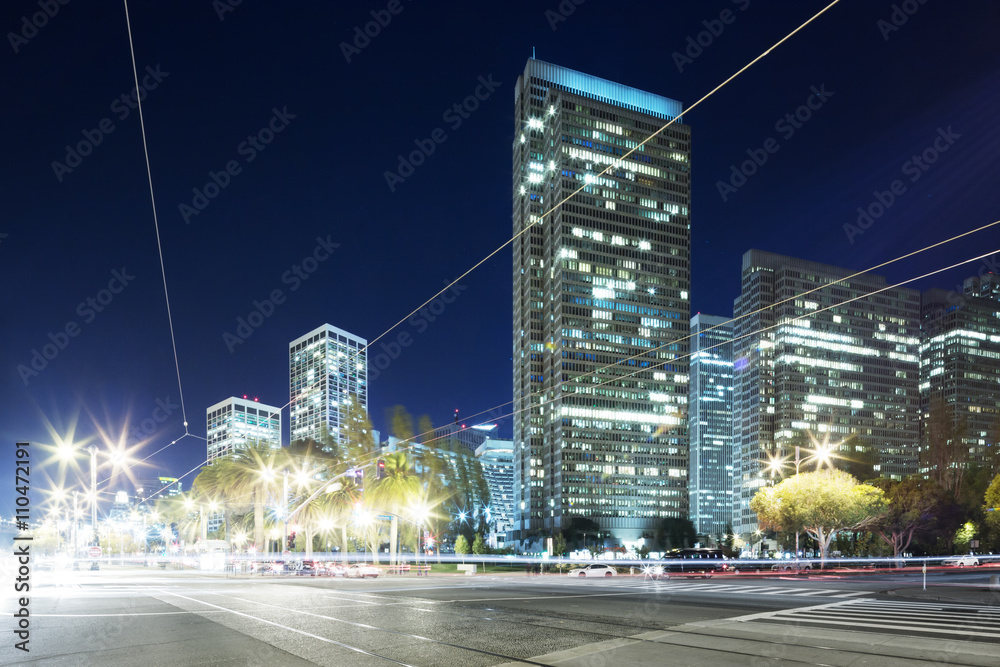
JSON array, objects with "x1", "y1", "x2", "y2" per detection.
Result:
[{"x1": 3, "y1": 565, "x2": 999, "y2": 666}]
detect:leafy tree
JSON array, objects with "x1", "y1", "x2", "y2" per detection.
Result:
[
  {"x1": 868, "y1": 477, "x2": 950, "y2": 560},
  {"x1": 472, "y1": 534, "x2": 487, "y2": 555},
  {"x1": 454, "y1": 534, "x2": 470, "y2": 556},
  {"x1": 553, "y1": 532, "x2": 567, "y2": 557},
  {"x1": 750, "y1": 469, "x2": 887, "y2": 565}
]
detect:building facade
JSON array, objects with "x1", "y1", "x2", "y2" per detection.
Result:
[
  {"x1": 732, "y1": 250, "x2": 921, "y2": 535},
  {"x1": 289, "y1": 324, "x2": 368, "y2": 450},
  {"x1": 512, "y1": 59, "x2": 692, "y2": 546},
  {"x1": 474, "y1": 437, "x2": 515, "y2": 544},
  {"x1": 920, "y1": 276, "x2": 1000, "y2": 469},
  {"x1": 206, "y1": 396, "x2": 282, "y2": 464},
  {"x1": 688, "y1": 313, "x2": 733, "y2": 536}
]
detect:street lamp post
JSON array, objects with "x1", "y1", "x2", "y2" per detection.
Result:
[
  {"x1": 89, "y1": 444, "x2": 98, "y2": 545},
  {"x1": 282, "y1": 471, "x2": 289, "y2": 553},
  {"x1": 795, "y1": 446, "x2": 801, "y2": 558}
]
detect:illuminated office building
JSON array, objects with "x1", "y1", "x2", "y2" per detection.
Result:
[
  {"x1": 732, "y1": 250, "x2": 920, "y2": 535},
  {"x1": 289, "y1": 324, "x2": 368, "y2": 450},
  {"x1": 688, "y1": 314, "x2": 733, "y2": 536},
  {"x1": 920, "y1": 275, "x2": 1000, "y2": 468},
  {"x1": 206, "y1": 396, "x2": 282, "y2": 464},
  {"x1": 512, "y1": 58, "x2": 692, "y2": 545}
]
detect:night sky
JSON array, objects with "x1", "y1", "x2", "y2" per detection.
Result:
[{"x1": 3, "y1": 0, "x2": 999, "y2": 516}]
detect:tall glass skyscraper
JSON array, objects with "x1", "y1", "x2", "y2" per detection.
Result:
[
  {"x1": 920, "y1": 275, "x2": 1000, "y2": 468},
  {"x1": 289, "y1": 324, "x2": 367, "y2": 449},
  {"x1": 512, "y1": 59, "x2": 692, "y2": 546},
  {"x1": 688, "y1": 314, "x2": 733, "y2": 536},
  {"x1": 732, "y1": 250, "x2": 921, "y2": 535}
]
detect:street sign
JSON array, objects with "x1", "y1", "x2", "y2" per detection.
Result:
[
  {"x1": 282, "y1": 550, "x2": 291, "y2": 558},
  {"x1": 89, "y1": 546, "x2": 102, "y2": 558},
  {"x1": 377, "y1": 514, "x2": 393, "y2": 520}
]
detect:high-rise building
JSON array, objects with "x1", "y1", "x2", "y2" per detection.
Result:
[
  {"x1": 512, "y1": 59, "x2": 692, "y2": 546},
  {"x1": 475, "y1": 437, "x2": 515, "y2": 545},
  {"x1": 731, "y1": 250, "x2": 921, "y2": 536},
  {"x1": 206, "y1": 396, "x2": 282, "y2": 464},
  {"x1": 920, "y1": 276, "x2": 1000, "y2": 469},
  {"x1": 289, "y1": 324, "x2": 368, "y2": 449},
  {"x1": 688, "y1": 314, "x2": 733, "y2": 537}
]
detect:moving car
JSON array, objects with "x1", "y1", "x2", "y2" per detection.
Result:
[
  {"x1": 568, "y1": 563, "x2": 617, "y2": 578},
  {"x1": 346, "y1": 564, "x2": 380, "y2": 579},
  {"x1": 942, "y1": 555, "x2": 979, "y2": 567},
  {"x1": 660, "y1": 548, "x2": 732, "y2": 578},
  {"x1": 770, "y1": 560, "x2": 812, "y2": 572}
]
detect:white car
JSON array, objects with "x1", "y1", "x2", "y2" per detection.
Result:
[
  {"x1": 346, "y1": 564, "x2": 380, "y2": 579},
  {"x1": 942, "y1": 555, "x2": 979, "y2": 567},
  {"x1": 568, "y1": 563, "x2": 617, "y2": 578}
]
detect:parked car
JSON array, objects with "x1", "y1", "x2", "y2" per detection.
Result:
[
  {"x1": 346, "y1": 564, "x2": 380, "y2": 579},
  {"x1": 942, "y1": 555, "x2": 979, "y2": 567},
  {"x1": 567, "y1": 563, "x2": 617, "y2": 578}
]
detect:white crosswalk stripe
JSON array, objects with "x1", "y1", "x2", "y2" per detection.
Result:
[{"x1": 741, "y1": 598, "x2": 1000, "y2": 642}]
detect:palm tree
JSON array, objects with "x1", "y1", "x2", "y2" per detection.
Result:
[
  {"x1": 371, "y1": 451, "x2": 421, "y2": 565},
  {"x1": 214, "y1": 440, "x2": 285, "y2": 549}
]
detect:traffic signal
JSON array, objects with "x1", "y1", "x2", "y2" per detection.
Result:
[
  {"x1": 355, "y1": 467, "x2": 364, "y2": 492},
  {"x1": 377, "y1": 459, "x2": 385, "y2": 480},
  {"x1": 288, "y1": 531, "x2": 296, "y2": 550}
]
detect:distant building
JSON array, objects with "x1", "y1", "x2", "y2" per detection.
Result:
[
  {"x1": 920, "y1": 276, "x2": 1000, "y2": 469},
  {"x1": 475, "y1": 438, "x2": 515, "y2": 545},
  {"x1": 511, "y1": 58, "x2": 692, "y2": 546},
  {"x1": 289, "y1": 324, "x2": 368, "y2": 449},
  {"x1": 688, "y1": 314, "x2": 733, "y2": 536},
  {"x1": 134, "y1": 477, "x2": 182, "y2": 509},
  {"x1": 732, "y1": 250, "x2": 921, "y2": 536},
  {"x1": 206, "y1": 396, "x2": 282, "y2": 464},
  {"x1": 429, "y1": 417, "x2": 500, "y2": 454}
]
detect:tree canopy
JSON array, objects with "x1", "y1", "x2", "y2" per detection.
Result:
[{"x1": 750, "y1": 469, "x2": 887, "y2": 564}]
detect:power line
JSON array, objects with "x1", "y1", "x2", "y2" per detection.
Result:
[{"x1": 122, "y1": 0, "x2": 190, "y2": 433}]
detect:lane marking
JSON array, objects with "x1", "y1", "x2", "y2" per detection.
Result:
[{"x1": 148, "y1": 588, "x2": 418, "y2": 666}]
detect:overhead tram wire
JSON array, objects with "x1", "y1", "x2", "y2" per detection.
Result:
[
  {"x1": 122, "y1": 0, "x2": 190, "y2": 435},
  {"x1": 426, "y1": 246, "x2": 1000, "y2": 442},
  {"x1": 340, "y1": 0, "x2": 845, "y2": 372}
]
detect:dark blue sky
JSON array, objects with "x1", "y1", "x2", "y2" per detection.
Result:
[{"x1": 3, "y1": 0, "x2": 999, "y2": 516}]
